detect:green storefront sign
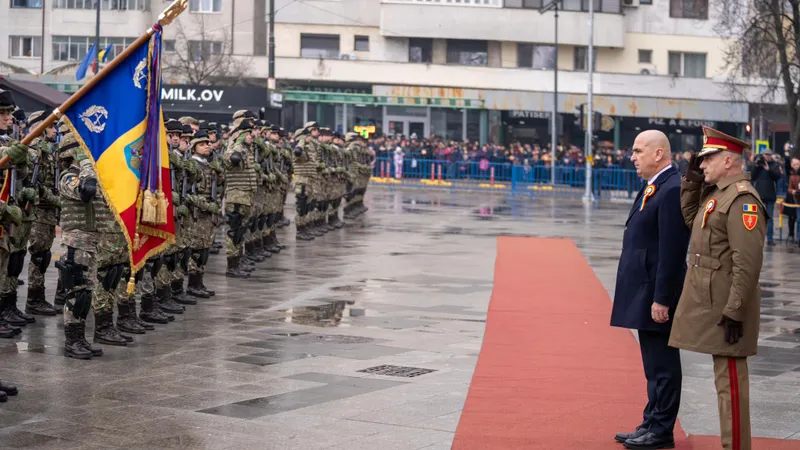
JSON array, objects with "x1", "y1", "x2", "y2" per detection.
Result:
[{"x1": 282, "y1": 90, "x2": 484, "y2": 109}]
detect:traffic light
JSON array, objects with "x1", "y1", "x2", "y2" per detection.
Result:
[
  {"x1": 745, "y1": 123, "x2": 751, "y2": 134},
  {"x1": 576, "y1": 104, "x2": 602, "y2": 131}
]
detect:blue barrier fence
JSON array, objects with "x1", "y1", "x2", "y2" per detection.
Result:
[{"x1": 370, "y1": 157, "x2": 788, "y2": 200}]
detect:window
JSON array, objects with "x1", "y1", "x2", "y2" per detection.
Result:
[
  {"x1": 668, "y1": 51, "x2": 706, "y2": 77},
  {"x1": 639, "y1": 0, "x2": 652, "y2": 4},
  {"x1": 188, "y1": 40, "x2": 224, "y2": 60},
  {"x1": 446, "y1": 39, "x2": 488, "y2": 66},
  {"x1": 409, "y1": 38, "x2": 433, "y2": 63},
  {"x1": 9, "y1": 36, "x2": 42, "y2": 58},
  {"x1": 189, "y1": 0, "x2": 222, "y2": 13},
  {"x1": 638, "y1": 49, "x2": 652, "y2": 64},
  {"x1": 522, "y1": 0, "x2": 542, "y2": 7},
  {"x1": 518, "y1": 44, "x2": 556, "y2": 70},
  {"x1": 11, "y1": 0, "x2": 42, "y2": 7},
  {"x1": 354, "y1": 35, "x2": 369, "y2": 52},
  {"x1": 300, "y1": 34, "x2": 340, "y2": 59},
  {"x1": 669, "y1": 0, "x2": 707, "y2": 19},
  {"x1": 52, "y1": 36, "x2": 136, "y2": 61},
  {"x1": 53, "y1": 0, "x2": 146, "y2": 10},
  {"x1": 574, "y1": 46, "x2": 597, "y2": 71},
  {"x1": 164, "y1": 40, "x2": 176, "y2": 53},
  {"x1": 742, "y1": 47, "x2": 777, "y2": 79},
  {"x1": 560, "y1": 0, "x2": 616, "y2": 13}
]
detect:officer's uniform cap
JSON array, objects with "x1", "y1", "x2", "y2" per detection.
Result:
[{"x1": 699, "y1": 126, "x2": 751, "y2": 158}]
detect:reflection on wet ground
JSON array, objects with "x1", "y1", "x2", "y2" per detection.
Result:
[{"x1": 0, "y1": 187, "x2": 799, "y2": 447}]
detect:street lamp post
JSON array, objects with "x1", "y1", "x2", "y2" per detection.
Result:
[
  {"x1": 540, "y1": 0, "x2": 561, "y2": 185},
  {"x1": 584, "y1": 0, "x2": 595, "y2": 202}
]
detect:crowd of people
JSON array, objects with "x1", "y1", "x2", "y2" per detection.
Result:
[{"x1": 0, "y1": 89, "x2": 374, "y2": 402}]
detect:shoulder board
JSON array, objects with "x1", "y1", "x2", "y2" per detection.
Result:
[{"x1": 736, "y1": 181, "x2": 749, "y2": 193}]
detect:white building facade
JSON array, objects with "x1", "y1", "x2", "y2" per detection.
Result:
[{"x1": 0, "y1": 0, "x2": 779, "y2": 149}]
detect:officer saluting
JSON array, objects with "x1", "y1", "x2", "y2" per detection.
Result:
[{"x1": 669, "y1": 126, "x2": 766, "y2": 450}]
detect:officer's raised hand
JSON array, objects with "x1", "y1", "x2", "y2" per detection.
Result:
[
  {"x1": 717, "y1": 314, "x2": 744, "y2": 345},
  {"x1": 685, "y1": 154, "x2": 704, "y2": 183}
]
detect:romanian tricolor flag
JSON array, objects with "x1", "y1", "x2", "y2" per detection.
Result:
[
  {"x1": 743, "y1": 204, "x2": 758, "y2": 213},
  {"x1": 62, "y1": 25, "x2": 175, "y2": 278}
]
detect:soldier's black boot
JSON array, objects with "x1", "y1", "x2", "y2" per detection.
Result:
[
  {"x1": 157, "y1": 285, "x2": 185, "y2": 314},
  {"x1": 330, "y1": 211, "x2": 344, "y2": 229},
  {"x1": 64, "y1": 323, "x2": 93, "y2": 359},
  {"x1": 0, "y1": 293, "x2": 28, "y2": 327},
  {"x1": 226, "y1": 257, "x2": 250, "y2": 278},
  {"x1": 296, "y1": 224, "x2": 314, "y2": 241},
  {"x1": 128, "y1": 301, "x2": 154, "y2": 330},
  {"x1": 253, "y1": 239, "x2": 271, "y2": 260},
  {"x1": 186, "y1": 273, "x2": 210, "y2": 299},
  {"x1": 93, "y1": 311, "x2": 128, "y2": 346},
  {"x1": 309, "y1": 220, "x2": 325, "y2": 237},
  {"x1": 0, "y1": 317, "x2": 16, "y2": 338},
  {"x1": 54, "y1": 278, "x2": 66, "y2": 313},
  {"x1": 264, "y1": 233, "x2": 280, "y2": 254},
  {"x1": 25, "y1": 286, "x2": 57, "y2": 316},
  {"x1": 116, "y1": 303, "x2": 146, "y2": 334},
  {"x1": 0, "y1": 379, "x2": 18, "y2": 397},
  {"x1": 172, "y1": 279, "x2": 197, "y2": 305},
  {"x1": 197, "y1": 271, "x2": 215, "y2": 296},
  {"x1": 246, "y1": 241, "x2": 266, "y2": 263},
  {"x1": 77, "y1": 322, "x2": 103, "y2": 357},
  {"x1": 139, "y1": 292, "x2": 169, "y2": 324}
]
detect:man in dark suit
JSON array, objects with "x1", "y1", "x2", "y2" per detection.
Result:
[{"x1": 610, "y1": 130, "x2": 691, "y2": 449}]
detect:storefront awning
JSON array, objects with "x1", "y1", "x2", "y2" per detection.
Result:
[
  {"x1": 283, "y1": 90, "x2": 485, "y2": 109},
  {"x1": 0, "y1": 76, "x2": 69, "y2": 112}
]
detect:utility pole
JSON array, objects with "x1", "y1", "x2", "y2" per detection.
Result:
[
  {"x1": 584, "y1": 0, "x2": 595, "y2": 202},
  {"x1": 268, "y1": 0, "x2": 276, "y2": 81},
  {"x1": 540, "y1": 0, "x2": 560, "y2": 185},
  {"x1": 40, "y1": 0, "x2": 46, "y2": 74},
  {"x1": 94, "y1": 0, "x2": 101, "y2": 75}
]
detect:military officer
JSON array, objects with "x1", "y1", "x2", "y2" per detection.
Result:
[
  {"x1": 23, "y1": 110, "x2": 60, "y2": 317},
  {"x1": 0, "y1": 89, "x2": 27, "y2": 338},
  {"x1": 184, "y1": 129, "x2": 218, "y2": 297},
  {"x1": 669, "y1": 126, "x2": 766, "y2": 450},
  {"x1": 276, "y1": 127, "x2": 293, "y2": 229},
  {"x1": 246, "y1": 120, "x2": 269, "y2": 263},
  {"x1": 224, "y1": 113, "x2": 257, "y2": 277},
  {"x1": 56, "y1": 140, "x2": 109, "y2": 357},
  {"x1": 329, "y1": 132, "x2": 346, "y2": 228},
  {"x1": 263, "y1": 125, "x2": 288, "y2": 252},
  {"x1": 293, "y1": 122, "x2": 321, "y2": 241}
]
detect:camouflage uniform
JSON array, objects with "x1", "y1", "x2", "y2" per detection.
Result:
[
  {"x1": 246, "y1": 128, "x2": 269, "y2": 263},
  {"x1": 261, "y1": 126, "x2": 288, "y2": 253},
  {"x1": 58, "y1": 145, "x2": 128, "y2": 357},
  {"x1": 292, "y1": 122, "x2": 321, "y2": 240},
  {"x1": 224, "y1": 115, "x2": 257, "y2": 277},
  {"x1": 328, "y1": 135, "x2": 346, "y2": 228},
  {"x1": 25, "y1": 111, "x2": 59, "y2": 317},
  {"x1": 184, "y1": 130, "x2": 218, "y2": 298},
  {"x1": 276, "y1": 129, "x2": 294, "y2": 228}
]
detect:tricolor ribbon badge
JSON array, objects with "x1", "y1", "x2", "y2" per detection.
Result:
[
  {"x1": 640, "y1": 184, "x2": 657, "y2": 211},
  {"x1": 702, "y1": 198, "x2": 716, "y2": 228}
]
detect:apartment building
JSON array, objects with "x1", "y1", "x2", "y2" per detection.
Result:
[{"x1": 0, "y1": 0, "x2": 780, "y2": 149}]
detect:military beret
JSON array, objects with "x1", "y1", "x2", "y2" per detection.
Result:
[
  {"x1": 181, "y1": 124, "x2": 194, "y2": 137},
  {"x1": 190, "y1": 130, "x2": 211, "y2": 148},
  {"x1": 165, "y1": 119, "x2": 183, "y2": 133},
  {"x1": 0, "y1": 90, "x2": 15, "y2": 113}
]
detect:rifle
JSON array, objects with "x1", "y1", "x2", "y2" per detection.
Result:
[
  {"x1": 25, "y1": 156, "x2": 40, "y2": 211},
  {"x1": 210, "y1": 170, "x2": 218, "y2": 226},
  {"x1": 180, "y1": 147, "x2": 189, "y2": 222},
  {"x1": 52, "y1": 136, "x2": 60, "y2": 195}
]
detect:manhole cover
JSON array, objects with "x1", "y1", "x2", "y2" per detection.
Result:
[
  {"x1": 296, "y1": 334, "x2": 375, "y2": 344},
  {"x1": 358, "y1": 365, "x2": 437, "y2": 378}
]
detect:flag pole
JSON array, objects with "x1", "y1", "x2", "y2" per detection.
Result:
[{"x1": 0, "y1": 0, "x2": 188, "y2": 170}]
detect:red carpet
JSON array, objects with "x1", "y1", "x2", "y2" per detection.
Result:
[{"x1": 452, "y1": 236, "x2": 800, "y2": 450}]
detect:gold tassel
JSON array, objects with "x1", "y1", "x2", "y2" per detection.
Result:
[
  {"x1": 127, "y1": 275, "x2": 136, "y2": 295},
  {"x1": 141, "y1": 190, "x2": 157, "y2": 224},
  {"x1": 134, "y1": 232, "x2": 140, "y2": 250},
  {"x1": 155, "y1": 190, "x2": 168, "y2": 225}
]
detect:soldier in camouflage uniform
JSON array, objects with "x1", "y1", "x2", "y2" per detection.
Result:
[
  {"x1": 23, "y1": 110, "x2": 59, "y2": 316},
  {"x1": 292, "y1": 122, "x2": 321, "y2": 241},
  {"x1": 329, "y1": 132, "x2": 346, "y2": 229},
  {"x1": 316, "y1": 128, "x2": 335, "y2": 232},
  {"x1": 154, "y1": 123, "x2": 195, "y2": 313},
  {"x1": 184, "y1": 130, "x2": 218, "y2": 298},
  {"x1": 276, "y1": 127, "x2": 293, "y2": 229},
  {"x1": 262, "y1": 125, "x2": 289, "y2": 252},
  {"x1": 245, "y1": 120, "x2": 269, "y2": 263},
  {"x1": 0, "y1": 102, "x2": 40, "y2": 328},
  {"x1": 57, "y1": 142, "x2": 125, "y2": 357},
  {"x1": 0, "y1": 90, "x2": 27, "y2": 340},
  {"x1": 208, "y1": 122, "x2": 226, "y2": 255},
  {"x1": 224, "y1": 114, "x2": 257, "y2": 277}
]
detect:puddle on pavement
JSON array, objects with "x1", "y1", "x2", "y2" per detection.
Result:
[
  {"x1": 271, "y1": 300, "x2": 371, "y2": 328},
  {"x1": 761, "y1": 290, "x2": 776, "y2": 298},
  {"x1": 761, "y1": 282, "x2": 781, "y2": 288}
]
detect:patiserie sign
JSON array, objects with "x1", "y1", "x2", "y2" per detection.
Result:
[
  {"x1": 161, "y1": 87, "x2": 224, "y2": 103},
  {"x1": 509, "y1": 110, "x2": 551, "y2": 120}
]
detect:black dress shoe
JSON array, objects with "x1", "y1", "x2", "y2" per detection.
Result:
[
  {"x1": 623, "y1": 432, "x2": 675, "y2": 449},
  {"x1": 615, "y1": 427, "x2": 648, "y2": 443}
]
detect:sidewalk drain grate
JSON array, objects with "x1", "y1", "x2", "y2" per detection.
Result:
[{"x1": 358, "y1": 365, "x2": 437, "y2": 378}]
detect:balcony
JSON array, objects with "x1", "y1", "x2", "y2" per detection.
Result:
[{"x1": 379, "y1": 0, "x2": 625, "y2": 48}]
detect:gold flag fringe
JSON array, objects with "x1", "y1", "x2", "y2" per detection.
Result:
[
  {"x1": 155, "y1": 190, "x2": 168, "y2": 224},
  {"x1": 141, "y1": 190, "x2": 158, "y2": 224}
]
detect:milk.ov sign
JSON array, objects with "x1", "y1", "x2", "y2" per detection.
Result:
[{"x1": 161, "y1": 87, "x2": 224, "y2": 103}]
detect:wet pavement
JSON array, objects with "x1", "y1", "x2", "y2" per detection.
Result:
[{"x1": 1, "y1": 187, "x2": 800, "y2": 448}]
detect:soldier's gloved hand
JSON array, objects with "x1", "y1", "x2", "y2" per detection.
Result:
[
  {"x1": 278, "y1": 173, "x2": 288, "y2": 184},
  {"x1": 176, "y1": 204, "x2": 188, "y2": 218},
  {"x1": 685, "y1": 154, "x2": 705, "y2": 184},
  {"x1": 210, "y1": 159, "x2": 223, "y2": 173},
  {"x1": 207, "y1": 203, "x2": 220, "y2": 215},
  {"x1": 3, "y1": 205, "x2": 23, "y2": 226},
  {"x1": 184, "y1": 161, "x2": 198, "y2": 178},
  {"x1": 19, "y1": 187, "x2": 37, "y2": 203},
  {"x1": 183, "y1": 194, "x2": 196, "y2": 207},
  {"x1": 172, "y1": 191, "x2": 180, "y2": 205},
  {"x1": 7, "y1": 143, "x2": 30, "y2": 164},
  {"x1": 74, "y1": 150, "x2": 89, "y2": 163},
  {"x1": 267, "y1": 173, "x2": 277, "y2": 183},
  {"x1": 717, "y1": 314, "x2": 744, "y2": 345},
  {"x1": 254, "y1": 164, "x2": 263, "y2": 174}
]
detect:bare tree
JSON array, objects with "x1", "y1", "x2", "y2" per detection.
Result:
[
  {"x1": 716, "y1": 0, "x2": 800, "y2": 150},
  {"x1": 163, "y1": 14, "x2": 251, "y2": 85}
]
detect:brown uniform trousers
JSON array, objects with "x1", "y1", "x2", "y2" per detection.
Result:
[{"x1": 669, "y1": 172, "x2": 766, "y2": 450}]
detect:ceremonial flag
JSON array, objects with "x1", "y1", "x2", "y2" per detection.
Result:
[
  {"x1": 91, "y1": 43, "x2": 114, "y2": 74},
  {"x1": 62, "y1": 25, "x2": 175, "y2": 282}
]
